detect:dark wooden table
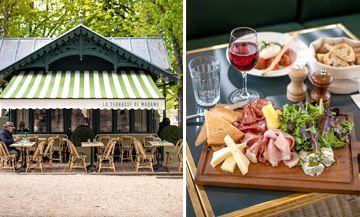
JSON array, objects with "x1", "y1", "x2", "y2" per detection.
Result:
[{"x1": 186, "y1": 24, "x2": 360, "y2": 217}]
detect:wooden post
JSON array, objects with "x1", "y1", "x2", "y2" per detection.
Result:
[{"x1": 163, "y1": 84, "x2": 166, "y2": 119}]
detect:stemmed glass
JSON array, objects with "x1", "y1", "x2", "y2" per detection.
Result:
[{"x1": 228, "y1": 27, "x2": 260, "y2": 103}]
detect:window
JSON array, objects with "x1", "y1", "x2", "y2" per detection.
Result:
[
  {"x1": 51, "y1": 109, "x2": 64, "y2": 132},
  {"x1": 16, "y1": 109, "x2": 29, "y2": 133},
  {"x1": 71, "y1": 109, "x2": 92, "y2": 131},
  {"x1": 34, "y1": 109, "x2": 47, "y2": 132},
  {"x1": 100, "y1": 110, "x2": 112, "y2": 132},
  {"x1": 117, "y1": 110, "x2": 129, "y2": 132},
  {"x1": 134, "y1": 110, "x2": 147, "y2": 132}
]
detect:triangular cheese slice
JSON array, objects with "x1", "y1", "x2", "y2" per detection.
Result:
[{"x1": 204, "y1": 110, "x2": 244, "y2": 146}]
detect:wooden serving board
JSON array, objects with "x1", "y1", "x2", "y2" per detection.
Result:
[{"x1": 194, "y1": 112, "x2": 360, "y2": 195}]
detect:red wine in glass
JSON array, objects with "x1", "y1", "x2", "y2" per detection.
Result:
[{"x1": 229, "y1": 42, "x2": 259, "y2": 72}]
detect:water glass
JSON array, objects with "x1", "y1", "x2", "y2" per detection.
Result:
[
  {"x1": 35, "y1": 134, "x2": 38, "y2": 138},
  {"x1": 93, "y1": 139, "x2": 96, "y2": 143},
  {"x1": 189, "y1": 56, "x2": 221, "y2": 106},
  {"x1": 87, "y1": 139, "x2": 90, "y2": 143},
  {"x1": 56, "y1": 135, "x2": 59, "y2": 137}
]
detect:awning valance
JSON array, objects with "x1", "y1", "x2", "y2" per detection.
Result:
[{"x1": 0, "y1": 70, "x2": 165, "y2": 110}]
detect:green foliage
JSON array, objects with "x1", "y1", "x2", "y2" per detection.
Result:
[
  {"x1": 71, "y1": 126, "x2": 95, "y2": 147},
  {"x1": 159, "y1": 125, "x2": 183, "y2": 145}
]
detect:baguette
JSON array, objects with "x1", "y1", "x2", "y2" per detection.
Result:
[
  {"x1": 318, "y1": 43, "x2": 333, "y2": 53},
  {"x1": 324, "y1": 52, "x2": 349, "y2": 67},
  {"x1": 330, "y1": 43, "x2": 355, "y2": 63}
]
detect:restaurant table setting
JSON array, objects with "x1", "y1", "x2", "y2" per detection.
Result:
[
  {"x1": 148, "y1": 139, "x2": 174, "y2": 172},
  {"x1": 186, "y1": 25, "x2": 360, "y2": 216},
  {"x1": 81, "y1": 139, "x2": 103, "y2": 173}
]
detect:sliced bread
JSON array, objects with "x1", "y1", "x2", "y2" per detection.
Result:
[
  {"x1": 318, "y1": 43, "x2": 333, "y2": 53},
  {"x1": 330, "y1": 43, "x2": 355, "y2": 63},
  {"x1": 195, "y1": 123, "x2": 207, "y2": 146},
  {"x1": 204, "y1": 110, "x2": 244, "y2": 146},
  {"x1": 324, "y1": 52, "x2": 349, "y2": 67},
  {"x1": 355, "y1": 53, "x2": 360, "y2": 65},
  {"x1": 316, "y1": 53, "x2": 326, "y2": 63}
]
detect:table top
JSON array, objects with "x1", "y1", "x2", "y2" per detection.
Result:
[
  {"x1": 81, "y1": 142, "x2": 104, "y2": 147},
  {"x1": 37, "y1": 138, "x2": 46, "y2": 141},
  {"x1": 186, "y1": 24, "x2": 360, "y2": 216},
  {"x1": 10, "y1": 142, "x2": 36, "y2": 148},
  {"x1": 148, "y1": 141, "x2": 174, "y2": 147}
]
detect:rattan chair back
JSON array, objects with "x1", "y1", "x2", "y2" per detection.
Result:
[
  {"x1": 121, "y1": 136, "x2": 133, "y2": 148},
  {"x1": 175, "y1": 139, "x2": 183, "y2": 155},
  {"x1": 28, "y1": 137, "x2": 39, "y2": 148},
  {"x1": 52, "y1": 137, "x2": 63, "y2": 149},
  {"x1": 105, "y1": 140, "x2": 117, "y2": 159},
  {"x1": 43, "y1": 140, "x2": 53, "y2": 156},
  {"x1": 67, "y1": 141, "x2": 80, "y2": 159},
  {"x1": 142, "y1": 136, "x2": 155, "y2": 148},
  {"x1": 98, "y1": 136, "x2": 110, "y2": 146}
]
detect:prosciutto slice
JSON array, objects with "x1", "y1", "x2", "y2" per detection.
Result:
[
  {"x1": 241, "y1": 99, "x2": 274, "y2": 125},
  {"x1": 240, "y1": 133, "x2": 263, "y2": 163}
]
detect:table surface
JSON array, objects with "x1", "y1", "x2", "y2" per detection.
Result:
[
  {"x1": 148, "y1": 141, "x2": 174, "y2": 147},
  {"x1": 186, "y1": 24, "x2": 360, "y2": 217},
  {"x1": 81, "y1": 142, "x2": 104, "y2": 147},
  {"x1": 10, "y1": 142, "x2": 36, "y2": 147}
]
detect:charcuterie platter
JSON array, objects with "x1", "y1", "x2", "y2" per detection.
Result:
[{"x1": 194, "y1": 101, "x2": 360, "y2": 195}]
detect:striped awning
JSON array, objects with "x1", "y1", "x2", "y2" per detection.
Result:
[{"x1": 0, "y1": 70, "x2": 165, "y2": 110}]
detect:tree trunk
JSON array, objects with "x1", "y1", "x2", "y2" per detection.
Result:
[{"x1": 172, "y1": 38, "x2": 183, "y2": 130}]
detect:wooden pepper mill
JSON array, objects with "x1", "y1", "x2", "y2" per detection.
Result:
[
  {"x1": 310, "y1": 69, "x2": 333, "y2": 108},
  {"x1": 287, "y1": 64, "x2": 309, "y2": 102}
]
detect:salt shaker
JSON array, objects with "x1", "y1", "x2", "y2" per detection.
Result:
[
  {"x1": 310, "y1": 69, "x2": 333, "y2": 108},
  {"x1": 287, "y1": 64, "x2": 309, "y2": 102}
]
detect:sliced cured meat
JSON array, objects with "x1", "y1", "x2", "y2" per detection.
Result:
[
  {"x1": 240, "y1": 99, "x2": 274, "y2": 125},
  {"x1": 283, "y1": 152, "x2": 300, "y2": 168},
  {"x1": 237, "y1": 120, "x2": 267, "y2": 134},
  {"x1": 274, "y1": 131, "x2": 291, "y2": 160},
  {"x1": 263, "y1": 138, "x2": 284, "y2": 167}
]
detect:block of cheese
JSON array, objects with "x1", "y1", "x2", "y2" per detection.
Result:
[
  {"x1": 262, "y1": 104, "x2": 280, "y2": 129},
  {"x1": 210, "y1": 143, "x2": 246, "y2": 167},
  {"x1": 224, "y1": 135, "x2": 250, "y2": 175},
  {"x1": 221, "y1": 156, "x2": 236, "y2": 173}
]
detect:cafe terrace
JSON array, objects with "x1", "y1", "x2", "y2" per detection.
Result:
[{"x1": 0, "y1": 23, "x2": 181, "y2": 174}]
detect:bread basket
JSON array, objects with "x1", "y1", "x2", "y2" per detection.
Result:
[{"x1": 308, "y1": 37, "x2": 360, "y2": 94}]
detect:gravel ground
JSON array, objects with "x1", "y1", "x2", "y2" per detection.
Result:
[{"x1": 0, "y1": 173, "x2": 183, "y2": 217}]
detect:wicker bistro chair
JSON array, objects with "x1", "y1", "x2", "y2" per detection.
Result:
[
  {"x1": 43, "y1": 139, "x2": 54, "y2": 169},
  {"x1": 119, "y1": 136, "x2": 134, "y2": 163},
  {"x1": 133, "y1": 139, "x2": 154, "y2": 172},
  {"x1": 141, "y1": 136, "x2": 156, "y2": 155},
  {"x1": 165, "y1": 139, "x2": 183, "y2": 171},
  {"x1": 97, "y1": 140, "x2": 116, "y2": 172},
  {"x1": 25, "y1": 141, "x2": 45, "y2": 172},
  {"x1": 51, "y1": 137, "x2": 64, "y2": 164},
  {"x1": 67, "y1": 141, "x2": 87, "y2": 172},
  {"x1": 97, "y1": 136, "x2": 110, "y2": 154},
  {"x1": 0, "y1": 141, "x2": 17, "y2": 172},
  {"x1": 26, "y1": 137, "x2": 39, "y2": 155}
]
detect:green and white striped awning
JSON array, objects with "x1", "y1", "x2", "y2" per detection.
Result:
[{"x1": 0, "y1": 70, "x2": 165, "y2": 110}]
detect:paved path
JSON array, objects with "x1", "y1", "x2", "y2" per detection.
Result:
[{"x1": 0, "y1": 173, "x2": 183, "y2": 217}]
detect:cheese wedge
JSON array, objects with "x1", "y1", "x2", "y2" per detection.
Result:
[
  {"x1": 224, "y1": 135, "x2": 250, "y2": 175},
  {"x1": 210, "y1": 143, "x2": 246, "y2": 167},
  {"x1": 262, "y1": 104, "x2": 280, "y2": 129},
  {"x1": 221, "y1": 156, "x2": 236, "y2": 173}
]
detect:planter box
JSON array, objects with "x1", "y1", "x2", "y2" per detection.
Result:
[{"x1": 75, "y1": 146, "x2": 92, "y2": 163}]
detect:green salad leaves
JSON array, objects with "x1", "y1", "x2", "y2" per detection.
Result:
[{"x1": 278, "y1": 99, "x2": 353, "y2": 151}]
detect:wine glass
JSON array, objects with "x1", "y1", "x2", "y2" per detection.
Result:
[{"x1": 228, "y1": 27, "x2": 260, "y2": 103}]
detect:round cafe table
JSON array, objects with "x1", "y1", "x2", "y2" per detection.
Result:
[
  {"x1": 148, "y1": 140, "x2": 174, "y2": 172},
  {"x1": 81, "y1": 142, "x2": 104, "y2": 172},
  {"x1": 10, "y1": 142, "x2": 36, "y2": 173}
]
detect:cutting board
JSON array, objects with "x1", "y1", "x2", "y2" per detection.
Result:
[{"x1": 194, "y1": 112, "x2": 360, "y2": 195}]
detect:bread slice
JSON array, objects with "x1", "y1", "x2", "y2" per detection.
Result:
[
  {"x1": 352, "y1": 47, "x2": 360, "y2": 53},
  {"x1": 210, "y1": 107, "x2": 243, "y2": 123},
  {"x1": 316, "y1": 53, "x2": 326, "y2": 63},
  {"x1": 355, "y1": 53, "x2": 360, "y2": 65},
  {"x1": 318, "y1": 43, "x2": 333, "y2": 53},
  {"x1": 330, "y1": 43, "x2": 355, "y2": 63},
  {"x1": 324, "y1": 52, "x2": 349, "y2": 67},
  {"x1": 195, "y1": 107, "x2": 243, "y2": 146},
  {"x1": 205, "y1": 110, "x2": 244, "y2": 146}
]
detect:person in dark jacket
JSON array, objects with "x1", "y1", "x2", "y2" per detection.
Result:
[
  {"x1": 157, "y1": 118, "x2": 170, "y2": 137},
  {"x1": 0, "y1": 122, "x2": 21, "y2": 161}
]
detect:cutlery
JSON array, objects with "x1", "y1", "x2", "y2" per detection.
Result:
[{"x1": 186, "y1": 101, "x2": 248, "y2": 120}]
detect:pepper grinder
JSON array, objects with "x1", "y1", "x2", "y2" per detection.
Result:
[
  {"x1": 287, "y1": 64, "x2": 309, "y2": 102},
  {"x1": 310, "y1": 69, "x2": 333, "y2": 108}
]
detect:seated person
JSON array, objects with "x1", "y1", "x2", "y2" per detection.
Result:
[
  {"x1": 0, "y1": 122, "x2": 21, "y2": 161},
  {"x1": 17, "y1": 121, "x2": 28, "y2": 132}
]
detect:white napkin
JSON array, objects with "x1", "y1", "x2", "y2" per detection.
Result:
[{"x1": 350, "y1": 94, "x2": 360, "y2": 110}]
